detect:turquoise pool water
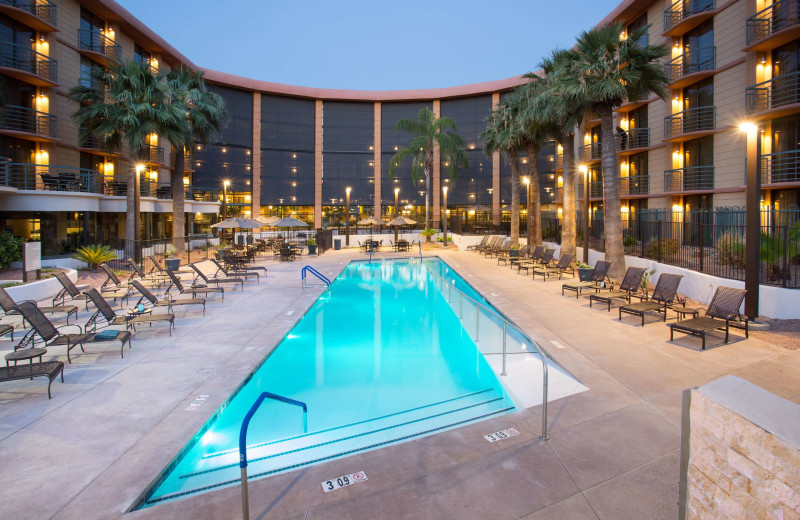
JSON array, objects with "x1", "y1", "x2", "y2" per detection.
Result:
[{"x1": 137, "y1": 258, "x2": 516, "y2": 508}]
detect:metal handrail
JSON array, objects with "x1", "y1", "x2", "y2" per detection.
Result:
[
  {"x1": 664, "y1": 0, "x2": 716, "y2": 32},
  {"x1": 760, "y1": 150, "x2": 800, "y2": 184},
  {"x1": 0, "y1": 40, "x2": 57, "y2": 83},
  {"x1": 424, "y1": 264, "x2": 549, "y2": 440},
  {"x1": 664, "y1": 106, "x2": 716, "y2": 138},
  {"x1": 664, "y1": 166, "x2": 715, "y2": 192},
  {"x1": 746, "y1": 70, "x2": 800, "y2": 113},
  {"x1": 301, "y1": 265, "x2": 331, "y2": 287},
  {"x1": 579, "y1": 142, "x2": 602, "y2": 161},
  {"x1": 78, "y1": 29, "x2": 121, "y2": 62},
  {"x1": 239, "y1": 392, "x2": 307, "y2": 520},
  {"x1": 664, "y1": 47, "x2": 716, "y2": 83},
  {"x1": 0, "y1": 0, "x2": 57, "y2": 26},
  {"x1": 615, "y1": 128, "x2": 650, "y2": 151},
  {"x1": 0, "y1": 105, "x2": 57, "y2": 138},
  {"x1": 747, "y1": 0, "x2": 799, "y2": 45}
]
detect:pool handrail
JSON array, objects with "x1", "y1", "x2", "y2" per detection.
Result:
[
  {"x1": 424, "y1": 264, "x2": 550, "y2": 440},
  {"x1": 239, "y1": 391, "x2": 307, "y2": 520},
  {"x1": 301, "y1": 265, "x2": 331, "y2": 287}
]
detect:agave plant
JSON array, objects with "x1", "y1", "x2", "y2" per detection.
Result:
[{"x1": 73, "y1": 244, "x2": 117, "y2": 271}]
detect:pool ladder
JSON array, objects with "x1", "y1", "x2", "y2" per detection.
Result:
[{"x1": 301, "y1": 265, "x2": 331, "y2": 287}]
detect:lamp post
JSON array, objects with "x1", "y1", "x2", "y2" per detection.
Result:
[
  {"x1": 740, "y1": 122, "x2": 761, "y2": 320},
  {"x1": 523, "y1": 176, "x2": 531, "y2": 246},
  {"x1": 134, "y1": 164, "x2": 144, "y2": 264},
  {"x1": 580, "y1": 165, "x2": 589, "y2": 263},
  {"x1": 345, "y1": 187, "x2": 351, "y2": 246},
  {"x1": 442, "y1": 186, "x2": 448, "y2": 246},
  {"x1": 394, "y1": 187, "x2": 400, "y2": 243},
  {"x1": 222, "y1": 179, "x2": 230, "y2": 244}
]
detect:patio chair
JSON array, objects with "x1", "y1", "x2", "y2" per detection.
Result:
[
  {"x1": 589, "y1": 267, "x2": 646, "y2": 311},
  {"x1": 0, "y1": 360, "x2": 64, "y2": 399},
  {"x1": 165, "y1": 269, "x2": 224, "y2": 301},
  {"x1": 618, "y1": 273, "x2": 684, "y2": 326},
  {"x1": 221, "y1": 252, "x2": 267, "y2": 275},
  {"x1": 0, "y1": 286, "x2": 78, "y2": 325},
  {"x1": 533, "y1": 253, "x2": 575, "y2": 282},
  {"x1": 498, "y1": 244, "x2": 529, "y2": 266},
  {"x1": 148, "y1": 255, "x2": 192, "y2": 275},
  {"x1": 13, "y1": 301, "x2": 132, "y2": 363},
  {"x1": 478, "y1": 236, "x2": 501, "y2": 255},
  {"x1": 130, "y1": 280, "x2": 205, "y2": 316},
  {"x1": 511, "y1": 245, "x2": 545, "y2": 270},
  {"x1": 668, "y1": 287, "x2": 749, "y2": 349},
  {"x1": 484, "y1": 239, "x2": 510, "y2": 258},
  {"x1": 52, "y1": 272, "x2": 93, "y2": 310},
  {"x1": 85, "y1": 288, "x2": 175, "y2": 336},
  {"x1": 128, "y1": 258, "x2": 169, "y2": 284},
  {"x1": 190, "y1": 263, "x2": 244, "y2": 290},
  {"x1": 517, "y1": 248, "x2": 555, "y2": 276},
  {"x1": 467, "y1": 235, "x2": 489, "y2": 252},
  {"x1": 210, "y1": 259, "x2": 259, "y2": 283},
  {"x1": 561, "y1": 260, "x2": 612, "y2": 298},
  {"x1": 99, "y1": 263, "x2": 160, "y2": 293}
]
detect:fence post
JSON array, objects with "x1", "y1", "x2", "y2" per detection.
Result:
[
  {"x1": 699, "y1": 223, "x2": 704, "y2": 272},
  {"x1": 657, "y1": 220, "x2": 663, "y2": 263},
  {"x1": 782, "y1": 225, "x2": 789, "y2": 289}
]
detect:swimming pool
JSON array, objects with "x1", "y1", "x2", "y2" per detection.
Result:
[{"x1": 136, "y1": 258, "x2": 520, "y2": 508}]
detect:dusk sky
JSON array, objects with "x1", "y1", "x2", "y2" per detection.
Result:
[{"x1": 118, "y1": 0, "x2": 621, "y2": 90}]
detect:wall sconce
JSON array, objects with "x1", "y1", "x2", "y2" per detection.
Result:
[{"x1": 38, "y1": 34, "x2": 46, "y2": 42}]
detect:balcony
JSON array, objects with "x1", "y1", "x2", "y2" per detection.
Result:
[
  {"x1": 620, "y1": 175, "x2": 650, "y2": 196},
  {"x1": 664, "y1": 106, "x2": 716, "y2": 141},
  {"x1": 78, "y1": 128, "x2": 119, "y2": 156},
  {"x1": 182, "y1": 151, "x2": 194, "y2": 172},
  {"x1": 0, "y1": 41, "x2": 57, "y2": 86},
  {"x1": 664, "y1": 47, "x2": 716, "y2": 88},
  {"x1": 615, "y1": 94, "x2": 651, "y2": 113},
  {"x1": 664, "y1": 166, "x2": 714, "y2": 192},
  {"x1": 78, "y1": 30, "x2": 121, "y2": 66},
  {"x1": 138, "y1": 144, "x2": 164, "y2": 165},
  {"x1": 616, "y1": 128, "x2": 650, "y2": 153},
  {"x1": 760, "y1": 150, "x2": 800, "y2": 185},
  {"x1": 745, "y1": 71, "x2": 800, "y2": 117},
  {"x1": 0, "y1": 105, "x2": 57, "y2": 141},
  {"x1": 663, "y1": 0, "x2": 716, "y2": 36},
  {"x1": 553, "y1": 153, "x2": 563, "y2": 170},
  {"x1": 0, "y1": 0, "x2": 57, "y2": 31},
  {"x1": 590, "y1": 181, "x2": 603, "y2": 198},
  {"x1": 745, "y1": 0, "x2": 800, "y2": 51},
  {"x1": 579, "y1": 142, "x2": 602, "y2": 162},
  {"x1": 0, "y1": 163, "x2": 102, "y2": 193}
]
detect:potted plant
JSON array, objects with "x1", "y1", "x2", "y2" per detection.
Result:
[
  {"x1": 509, "y1": 244, "x2": 521, "y2": 257},
  {"x1": 164, "y1": 245, "x2": 181, "y2": 271},
  {"x1": 576, "y1": 261, "x2": 593, "y2": 282},
  {"x1": 307, "y1": 236, "x2": 317, "y2": 255}
]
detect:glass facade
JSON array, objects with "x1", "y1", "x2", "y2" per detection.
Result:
[
  {"x1": 321, "y1": 101, "x2": 374, "y2": 206},
  {"x1": 381, "y1": 101, "x2": 431, "y2": 210},
  {"x1": 440, "y1": 96, "x2": 493, "y2": 206}
]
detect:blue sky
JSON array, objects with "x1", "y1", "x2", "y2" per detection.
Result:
[{"x1": 119, "y1": 0, "x2": 621, "y2": 90}]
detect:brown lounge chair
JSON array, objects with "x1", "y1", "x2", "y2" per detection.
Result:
[
  {"x1": 475, "y1": 236, "x2": 499, "y2": 254},
  {"x1": 533, "y1": 253, "x2": 575, "y2": 282},
  {"x1": 148, "y1": 255, "x2": 193, "y2": 276},
  {"x1": 512, "y1": 245, "x2": 545, "y2": 270},
  {"x1": 618, "y1": 273, "x2": 683, "y2": 326},
  {"x1": 221, "y1": 252, "x2": 267, "y2": 275},
  {"x1": 518, "y1": 248, "x2": 555, "y2": 276},
  {"x1": 485, "y1": 240, "x2": 510, "y2": 258},
  {"x1": 190, "y1": 263, "x2": 244, "y2": 290},
  {"x1": 127, "y1": 258, "x2": 169, "y2": 285},
  {"x1": 480, "y1": 237, "x2": 502, "y2": 256},
  {"x1": 85, "y1": 288, "x2": 175, "y2": 336},
  {"x1": 0, "y1": 286, "x2": 78, "y2": 325},
  {"x1": 14, "y1": 301, "x2": 132, "y2": 363},
  {"x1": 0, "y1": 361, "x2": 64, "y2": 399},
  {"x1": 54, "y1": 271, "x2": 131, "y2": 310},
  {"x1": 210, "y1": 259, "x2": 259, "y2": 283},
  {"x1": 589, "y1": 267, "x2": 646, "y2": 311},
  {"x1": 99, "y1": 263, "x2": 160, "y2": 292},
  {"x1": 130, "y1": 280, "x2": 206, "y2": 316},
  {"x1": 562, "y1": 260, "x2": 612, "y2": 298},
  {"x1": 467, "y1": 235, "x2": 489, "y2": 251},
  {"x1": 498, "y1": 244, "x2": 529, "y2": 266},
  {"x1": 165, "y1": 269, "x2": 224, "y2": 301},
  {"x1": 669, "y1": 286, "x2": 749, "y2": 349}
]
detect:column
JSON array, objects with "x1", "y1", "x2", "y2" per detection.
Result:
[
  {"x1": 374, "y1": 102, "x2": 382, "y2": 219},
  {"x1": 432, "y1": 100, "x2": 441, "y2": 228},
  {"x1": 315, "y1": 100, "x2": 323, "y2": 229},
  {"x1": 251, "y1": 92, "x2": 262, "y2": 217},
  {"x1": 492, "y1": 92, "x2": 501, "y2": 226}
]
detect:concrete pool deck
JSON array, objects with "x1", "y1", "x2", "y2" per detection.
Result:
[{"x1": 0, "y1": 248, "x2": 797, "y2": 520}]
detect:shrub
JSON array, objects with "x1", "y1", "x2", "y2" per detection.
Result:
[
  {"x1": 306, "y1": 237, "x2": 316, "y2": 246},
  {"x1": 715, "y1": 231, "x2": 746, "y2": 268},
  {"x1": 73, "y1": 244, "x2": 117, "y2": 270},
  {"x1": 420, "y1": 228, "x2": 437, "y2": 239},
  {"x1": 623, "y1": 235, "x2": 637, "y2": 247},
  {"x1": 645, "y1": 238, "x2": 679, "y2": 258},
  {"x1": 0, "y1": 231, "x2": 24, "y2": 269},
  {"x1": 437, "y1": 236, "x2": 444, "y2": 242}
]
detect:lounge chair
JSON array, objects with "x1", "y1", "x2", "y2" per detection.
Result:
[
  {"x1": 475, "y1": 236, "x2": 498, "y2": 254},
  {"x1": 165, "y1": 269, "x2": 224, "y2": 301},
  {"x1": 85, "y1": 288, "x2": 175, "y2": 336},
  {"x1": 618, "y1": 273, "x2": 683, "y2": 326},
  {"x1": 589, "y1": 267, "x2": 646, "y2": 311},
  {"x1": 498, "y1": 244, "x2": 529, "y2": 266},
  {"x1": 668, "y1": 287, "x2": 749, "y2": 349},
  {"x1": 518, "y1": 248, "x2": 555, "y2": 276},
  {"x1": 561, "y1": 260, "x2": 612, "y2": 298},
  {"x1": 0, "y1": 361, "x2": 64, "y2": 399},
  {"x1": 467, "y1": 235, "x2": 489, "y2": 251},
  {"x1": 99, "y1": 263, "x2": 160, "y2": 292},
  {"x1": 13, "y1": 301, "x2": 132, "y2": 363},
  {"x1": 130, "y1": 280, "x2": 205, "y2": 316},
  {"x1": 0, "y1": 324, "x2": 12, "y2": 340},
  {"x1": 0, "y1": 286, "x2": 78, "y2": 325},
  {"x1": 486, "y1": 239, "x2": 510, "y2": 258},
  {"x1": 148, "y1": 255, "x2": 192, "y2": 276},
  {"x1": 221, "y1": 252, "x2": 267, "y2": 275},
  {"x1": 190, "y1": 263, "x2": 244, "y2": 290},
  {"x1": 127, "y1": 258, "x2": 169, "y2": 285},
  {"x1": 511, "y1": 245, "x2": 545, "y2": 270},
  {"x1": 210, "y1": 259, "x2": 259, "y2": 283},
  {"x1": 52, "y1": 272, "x2": 94, "y2": 310},
  {"x1": 533, "y1": 253, "x2": 575, "y2": 282},
  {"x1": 480, "y1": 237, "x2": 502, "y2": 256}
]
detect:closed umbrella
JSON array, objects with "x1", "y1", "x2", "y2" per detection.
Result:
[{"x1": 386, "y1": 216, "x2": 417, "y2": 243}]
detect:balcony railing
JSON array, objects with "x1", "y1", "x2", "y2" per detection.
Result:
[
  {"x1": 0, "y1": 105, "x2": 57, "y2": 139},
  {"x1": 664, "y1": 0, "x2": 716, "y2": 32},
  {"x1": 620, "y1": 175, "x2": 650, "y2": 196},
  {"x1": 78, "y1": 30, "x2": 121, "y2": 63},
  {"x1": 0, "y1": 41, "x2": 57, "y2": 83},
  {"x1": 665, "y1": 47, "x2": 716, "y2": 83},
  {"x1": 616, "y1": 128, "x2": 650, "y2": 151},
  {"x1": 0, "y1": 163, "x2": 102, "y2": 192},
  {"x1": 745, "y1": 71, "x2": 800, "y2": 113},
  {"x1": 746, "y1": 0, "x2": 800, "y2": 46},
  {"x1": 138, "y1": 144, "x2": 164, "y2": 165},
  {"x1": 664, "y1": 106, "x2": 716, "y2": 138},
  {"x1": 760, "y1": 150, "x2": 800, "y2": 184},
  {"x1": 664, "y1": 166, "x2": 714, "y2": 192},
  {"x1": 590, "y1": 181, "x2": 604, "y2": 198},
  {"x1": 579, "y1": 142, "x2": 602, "y2": 162},
  {"x1": 553, "y1": 153, "x2": 563, "y2": 170},
  {"x1": 0, "y1": 0, "x2": 57, "y2": 27}
]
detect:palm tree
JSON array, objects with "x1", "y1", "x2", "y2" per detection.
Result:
[
  {"x1": 389, "y1": 107, "x2": 468, "y2": 239},
  {"x1": 482, "y1": 90, "x2": 525, "y2": 245},
  {"x1": 162, "y1": 67, "x2": 227, "y2": 253},
  {"x1": 558, "y1": 22, "x2": 667, "y2": 278},
  {"x1": 69, "y1": 60, "x2": 185, "y2": 257}
]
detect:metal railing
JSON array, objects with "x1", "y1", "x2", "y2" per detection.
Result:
[
  {"x1": 620, "y1": 174, "x2": 650, "y2": 196},
  {"x1": 761, "y1": 150, "x2": 800, "y2": 184},
  {"x1": 747, "y1": 0, "x2": 800, "y2": 45},
  {"x1": 0, "y1": 105, "x2": 56, "y2": 138},
  {"x1": 665, "y1": 47, "x2": 716, "y2": 83},
  {"x1": 0, "y1": 0, "x2": 57, "y2": 26},
  {"x1": 590, "y1": 181, "x2": 604, "y2": 198},
  {"x1": 425, "y1": 263, "x2": 549, "y2": 440},
  {"x1": 746, "y1": 71, "x2": 800, "y2": 113},
  {"x1": 616, "y1": 128, "x2": 650, "y2": 151},
  {"x1": 1, "y1": 163, "x2": 101, "y2": 192},
  {"x1": 0, "y1": 41, "x2": 57, "y2": 83},
  {"x1": 301, "y1": 265, "x2": 331, "y2": 287},
  {"x1": 138, "y1": 144, "x2": 165, "y2": 165},
  {"x1": 664, "y1": 166, "x2": 715, "y2": 192},
  {"x1": 78, "y1": 30, "x2": 121, "y2": 62},
  {"x1": 664, "y1": 106, "x2": 716, "y2": 138},
  {"x1": 664, "y1": 0, "x2": 716, "y2": 32},
  {"x1": 553, "y1": 153, "x2": 563, "y2": 170},
  {"x1": 579, "y1": 142, "x2": 602, "y2": 162}
]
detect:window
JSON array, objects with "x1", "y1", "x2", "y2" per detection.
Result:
[
  {"x1": 440, "y1": 96, "x2": 493, "y2": 205},
  {"x1": 321, "y1": 101, "x2": 374, "y2": 206},
  {"x1": 381, "y1": 102, "x2": 430, "y2": 207},
  {"x1": 627, "y1": 13, "x2": 648, "y2": 47},
  {"x1": 134, "y1": 44, "x2": 152, "y2": 67}
]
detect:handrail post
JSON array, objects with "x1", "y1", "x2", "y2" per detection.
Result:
[
  {"x1": 501, "y1": 322, "x2": 507, "y2": 376},
  {"x1": 475, "y1": 303, "x2": 480, "y2": 342}
]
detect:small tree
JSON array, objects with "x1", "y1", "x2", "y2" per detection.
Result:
[{"x1": 0, "y1": 231, "x2": 24, "y2": 269}]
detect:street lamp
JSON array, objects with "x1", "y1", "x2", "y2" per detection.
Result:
[
  {"x1": 442, "y1": 186, "x2": 448, "y2": 246},
  {"x1": 523, "y1": 176, "x2": 531, "y2": 246},
  {"x1": 222, "y1": 179, "x2": 230, "y2": 243},
  {"x1": 579, "y1": 165, "x2": 589, "y2": 263},
  {"x1": 740, "y1": 122, "x2": 761, "y2": 320},
  {"x1": 394, "y1": 187, "x2": 400, "y2": 243},
  {"x1": 134, "y1": 164, "x2": 144, "y2": 263},
  {"x1": 345, "y1": 187, "x2": 351, "y2": 246}
]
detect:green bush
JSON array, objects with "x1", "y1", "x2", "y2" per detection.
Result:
[
  {"x1": 0, "y1": 231, "x2": 24, "y2": 269},
  {"x1": 715, "y1": 231, "x2": 746, "y2": 268},
  {"x1": 437, "y1": 236, "x2": 444, "y2": 242},
  {"x1": 420, "y1": 228, "x2": 437, "y2": 239},
  {"x1": 73, "y1": 244, "x2": 117, "y2": 270},
  {"x1": 645, "y1": 238, "x2": 679, "y2": 258},
  {"x1": 306, "y1": 237, "x2": 316, "y2": 246},
  {"x1": 623, "y1": 235, "x2": 637, "y2": 247}
]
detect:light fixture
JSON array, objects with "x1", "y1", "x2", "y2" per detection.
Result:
[
  {"x1": 739, "y1": 121, "x2": 757, "y2": 133},
  {"x1": 38, "y1": 34, "x2": 46, "y2": 42},
  {"x1": 223, "y1": 179, "x2": 231, "y2": 187},
  {"x1": 759, "y1": 56, "x2": 766, "y2": 65}
]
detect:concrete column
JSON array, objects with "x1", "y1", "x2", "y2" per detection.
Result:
[
  {"x1": 432, "y1": 100, "x2": 441, "y2": 228},
  {"x1": 251, "y1": 92, "x2": 261, "y2": 217},
  {"x1": 315, "y1": 100, "x2": 323, "y2": 228},
  {"x1": 374, "y1": 102, "x2": 381, "y2": 219},
  {"x1": 492, "y1": 92, "x2": 501, "y2": 226}
]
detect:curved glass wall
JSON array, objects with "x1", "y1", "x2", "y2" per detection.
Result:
[
  {"x1": 440, "y1": 96, "x2": 492, "y2": 206},
  {"x1": 321, "y1": 101, "x2": 374, "y2": 207}
]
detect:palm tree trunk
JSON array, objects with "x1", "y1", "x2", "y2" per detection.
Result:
[
  {"x1": 560, "y1": 133, "x2": 576, "y2": 258},
  {"x1": 600, "y1": 104, "x2": 625, "y2": 279},
  {"x1": 526, "y1": 144, "x2": 543, "y2": 245},
  {"x1": 509, "y1": 150, "x2": 520, "y2": 246},
  {"x1": 126, "y1": 163, "x2": 137, "y2": 261},
  {"x1": 172, "y1": 146, "x2": 186, "y2": 254}
]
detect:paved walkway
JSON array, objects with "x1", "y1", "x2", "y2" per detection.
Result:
[{"x1": 0, "y1": 249, "x2": 797, "y2": 520}]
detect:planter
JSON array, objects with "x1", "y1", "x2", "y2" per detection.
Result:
[
  {"x1": 577, "y1": 268, "x2": 594, "y2": 282},
  {"x1": 165, "y1": 258, "x2": 182, "y2": 271},
  {"x1": 509, "y1": 249, "x2": 520, "y2": 257},
  {"x1": 308, "y1": 244, "x2": 317, "y2": 255}
]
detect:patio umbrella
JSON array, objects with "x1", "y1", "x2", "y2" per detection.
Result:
[
  {"x1": 386, "y1": 216, "x2": 417, "y2": 242},
  {"x1": 357, "y1": 216, "x2": 386, "y2": 241},
  {"x1": 271, "y1": 216, "x2": 309, "y2": 241},
  {"x1": 211, "y1": 217, "x2": 263, "y2": 247},
  {"x1": 256, "y1": 215, "x2": 281, "y2": 226}
]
